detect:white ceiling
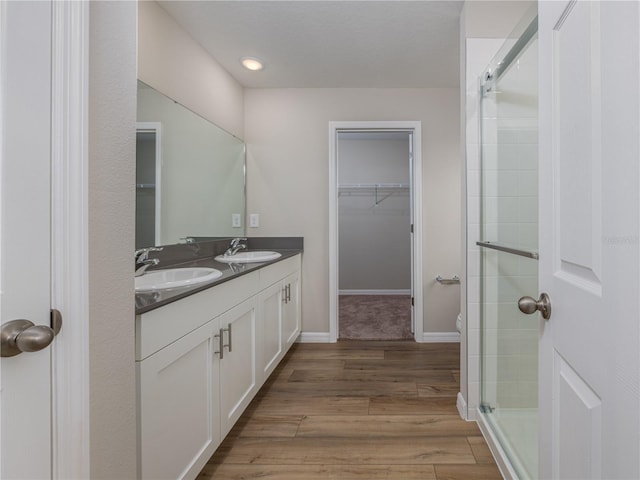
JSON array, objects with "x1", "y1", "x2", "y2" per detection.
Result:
[{"x1": 159, "y1": 1, "x2": 464, "y2": 89}]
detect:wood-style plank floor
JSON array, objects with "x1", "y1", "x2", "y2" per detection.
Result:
[{"x1": 197, "y1": 341, "x2": 502, "y2": 480}]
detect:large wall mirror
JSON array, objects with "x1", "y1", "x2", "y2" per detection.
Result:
[{"x1": 136, "y1": 81, "x2": 246, "y2": 249}]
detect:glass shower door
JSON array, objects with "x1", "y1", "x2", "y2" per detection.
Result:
[{"x1": 479, "y1": 18, "x2": 539, "y2": 480}]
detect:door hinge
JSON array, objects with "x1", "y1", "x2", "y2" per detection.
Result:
[
  {"x1": 410, "y1": 224, "x2": 414, "y2": 234},
  {"x1": 411, "y1": 297, "x2": 414, "y2": 307}
]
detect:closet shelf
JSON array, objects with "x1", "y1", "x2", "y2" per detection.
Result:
[{"x1": 338, "y1": 183, "x2": 409, "y2": 205}]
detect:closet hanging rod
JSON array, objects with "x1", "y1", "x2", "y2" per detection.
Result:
[
  {"x1": 476, "y1": 241, "x2": 539, "y2": 260},
  {"x1": 338, "y1": 183, "x2": 409, "y2": 205},
  {"x1": 338, "y1": 183, "x2": 409, "y2": 190}
]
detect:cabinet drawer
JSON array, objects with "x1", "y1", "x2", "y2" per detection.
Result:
[
  {"x1": 136, "y1": 271, "x2": 260, "y2": 360},
  {"x1": 259, "y1": 255, "x2": 300, "y2": 289}
]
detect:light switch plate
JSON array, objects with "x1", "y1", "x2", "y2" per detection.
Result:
[
  {"x1": 249, "y1": 213, "x2": 260, "y2": 228},
  {"x1": 231, "y1": 213, "x2": 241, "y2": 228}
]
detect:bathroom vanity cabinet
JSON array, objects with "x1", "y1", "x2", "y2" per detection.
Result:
[
  {"x1": 136, "y1": 254, "x2": 301, "y2": 480},
  {"x1": 257, "y1": 264, "x2": 301, "y2": 379}
]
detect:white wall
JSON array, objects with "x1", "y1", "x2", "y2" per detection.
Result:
[
  {"x1": 88, "y1": 2, "x2": 137, "y2": 478},
  {"x1": 244, "y1": 88, "x2": 461, "y2": 335},
  {"x1": 137, "y1": 1, "x2": 244, "y2": 139},
  {"x1": 338, "y1": 136, "x2": 411, "y2": 291},
  {"x1": 463, "y1": 1, "x2": 535, "y2": 38}
]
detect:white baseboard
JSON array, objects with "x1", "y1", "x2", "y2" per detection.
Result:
[
  {"x1": 457, "y1": 392, "x2": 468, "y2": 420},
  {"x1": 420, "y1": 332, "x2": 460, "y2": 343},
  {"x1": 299, "y1": 331, "x2": 459, "y2": 344},
  {"x1": 339, "y1": 289, "x2": 411, "y2": 295},
  {"x1": 297, "y1": 332, "x2": 333, "y2": 343}
]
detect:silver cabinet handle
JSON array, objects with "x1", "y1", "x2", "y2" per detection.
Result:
[
  {"x1": 281, "y1": 284, "x2": 292, "y2": 303},
  {"x1": 518, "y1": 293, "x2": 552, "y2": 320},
  {"x1": 1, "y1": 309, "x2": 63, "y2": 357},
  {"x1": 223, "y1": 323, "x2": 232, "y2": 352},
  {"x1": 215, "y1": 328, "x2": 224, "y2": 359}
]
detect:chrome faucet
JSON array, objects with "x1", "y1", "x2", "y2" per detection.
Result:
[
  {"x1": 224, "y1": 237, "x2": 247, "y2": 257},
  {"x1": 135, "y1": 247, "x2": 163, "y2": 276}
]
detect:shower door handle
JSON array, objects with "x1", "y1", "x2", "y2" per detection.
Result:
[{"x1": 518, "y1": 293, "x2": 551, "y2": 320}]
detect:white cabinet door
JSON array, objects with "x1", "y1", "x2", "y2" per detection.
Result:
[
  {"x1": 219, "y1": 298, "x2": 258, "y2": 437},
  {"x1": 138, "y1": 319, "x2": 221, "y2": 480},
  {"x1": 257, "y1": 282, "x2": 284, "y2": 381},
  {"x1": 539, "y1": 2, "x2": 640, "y2": 478},
  {"x1": 282, "y1": 271, "x2": 301, "y2": 349}
]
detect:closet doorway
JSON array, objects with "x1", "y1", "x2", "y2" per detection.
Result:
[{"x1": 329, "y1": 121, "x2": 423, "y2": 342}]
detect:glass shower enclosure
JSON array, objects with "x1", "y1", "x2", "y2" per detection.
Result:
[{"x1": 478, "y1": 13, "x2": 539, "y2": 479}]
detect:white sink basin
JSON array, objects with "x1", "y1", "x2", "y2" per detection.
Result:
[
  {"x1": 135, "y1": 267, "x2": 222, "y2": 292},
  {"x1": 215, "y1": 251, "x2": 282, "y2": 264}
]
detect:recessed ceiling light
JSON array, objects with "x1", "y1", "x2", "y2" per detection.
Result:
[{"x1": 241, "y1": 57, "x2": 264, "y2": 71}]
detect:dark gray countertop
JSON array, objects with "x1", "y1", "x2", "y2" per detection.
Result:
[{"x1": 135, "y1": 238, "x2": 303, "y2": 315}]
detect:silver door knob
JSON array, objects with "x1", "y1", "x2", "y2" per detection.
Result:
[
  {"x1": 1, "y1": 319, "x2": 56, "y2": 357},
  {"x1": 518, "y1": 293, "x2": 552, "y2": 320}
]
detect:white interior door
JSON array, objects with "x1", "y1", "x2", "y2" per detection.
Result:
[
  {"x1": 538, "y1": 1, "x2": 640, "y2": 478},
  {"x1": 1, "y1": 1, "x2": 54, "y2": 478}
]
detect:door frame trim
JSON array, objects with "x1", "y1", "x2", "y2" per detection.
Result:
[
  {"x1": 328, "y1": 121, "x2": 423, "y2": 343},
  {"x1": 50, "y1": 2, "x2": 90, "y2": 478}
]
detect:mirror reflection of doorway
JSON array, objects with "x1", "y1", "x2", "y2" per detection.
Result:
[
  {"x1": 136, "y1": 123, "x2": 161, "y2": 249},
  {"x1": 337, "y1": 131, "x2": 414, "y2": 340}
]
